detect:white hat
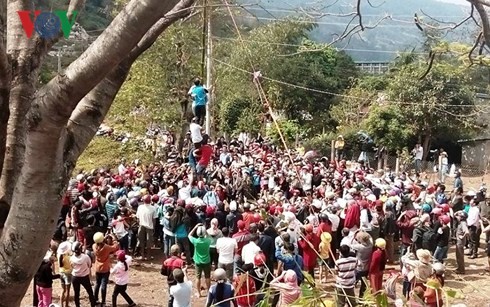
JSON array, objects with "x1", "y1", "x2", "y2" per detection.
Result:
[
  {"x1": 366, "y1": 194, "x2": 376, "y2": 202},
  {"x1": 76, "y1": 174, "x2": 84, "y2": 181},
  {"x1": 312, "y1": 199, "x2": 322, "y2": 209},
  {"x1": 229, "y1": 201, "x2": 237, "y2": 211},
  {"x1": 57, "y1": 241, "x2": 72, "y2": 256},
  {"x1": 336, "y1": 198, "x2": 347, "y2": 209}
]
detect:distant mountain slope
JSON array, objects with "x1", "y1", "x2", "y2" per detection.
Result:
[{"x1": 240, "y1": 0, "x2": 474, "y2": 61}]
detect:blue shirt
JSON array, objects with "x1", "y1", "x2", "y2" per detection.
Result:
[
  {"x1": 190, "y1": 85, "x2": 208, "y2": 106},
  {"x1": 206, "y1": 283, "x2": 235, "y2": 307}
]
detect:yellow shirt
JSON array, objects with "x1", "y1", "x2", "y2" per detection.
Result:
[
  {"x1": 59, "y1": 253, "x2": 72, "y2": 274},
  {"x1": 319, "y1": 242, "x2": 330, "y2": 259}
]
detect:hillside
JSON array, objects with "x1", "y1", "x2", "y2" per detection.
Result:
[{"x1": 239, "y1": 0, "x2": 474, "y2": 61}]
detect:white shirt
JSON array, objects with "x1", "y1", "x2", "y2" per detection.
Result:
[
  {"x1": 136, "y1": 204, "x2": 157, "y2": 229},
  {"x1": 189, "y1": 123, "x2": 202, "y2": 143},
  {"x1": 70, "y1": 253, "x2": 92, "y2": 277},
  {"x1": 118, "y1": 163, "x2": 126, "y2": 175},
  {"x1": 414, "y1": 147, "x2": 423, "y2": 160},
  {"x1": 302, "y1": 173, "x2": 312, "y2": 191},
  {"x1": 242, "y1": 241, "x2": 261, "y2": 265},
  {"x1": 113, "y1": 217, "x2": 128, "y2": 239},
  {"x1": 216, "y1": 237, "x2": 237, "y2": 264},
  {"x1": 360, "y1": 209, "x2": 372, "y2": 232},
  {"x1": 178, "y1": 185, "x2": 192, "y2": 201},
  {"x1": 327, "y1": 213, "x2": 341, "y2": 232},
  {"x1": 170, "y1": 280, "x2": 192, "y2": 307},
  {"x1": 111, "y1": 257, "x2": 132, "y2": 285},
  {"x1": 467, "y1": 206, "x2": 480, "y2": 227}
]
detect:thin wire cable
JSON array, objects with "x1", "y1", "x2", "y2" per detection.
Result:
[
  {"x1": 240, "y1": 6, "x2": 470, "y2": 19},
  {"x1": 212, "y1": 57, "x2": 490, "y2": 109},
  {"x1": 221, "y1": 0, "x2": 303, "y2": 183},
  {"x1": 212, "y1": 35, "x2": 430, "y2": 55}
]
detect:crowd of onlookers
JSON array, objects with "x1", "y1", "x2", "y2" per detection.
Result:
[{"x1": 33, "y1": 125, "x2": 488, "y2": 307}]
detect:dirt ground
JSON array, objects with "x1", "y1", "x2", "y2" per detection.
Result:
[
  {"x1": 20, "y1": 175, "x2": 490, "y2": 306},
  {"x1": 20, "y1": 244, "x2": 490, "y2": 307}
]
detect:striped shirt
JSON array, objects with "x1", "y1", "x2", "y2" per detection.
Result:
[{"x1": 335, "y1": 256, "x2": 357, "y2": 288}]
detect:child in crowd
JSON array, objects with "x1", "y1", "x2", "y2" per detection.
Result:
[{"x1": 111, "y1": 250, "x2": 136, "y2": 307}]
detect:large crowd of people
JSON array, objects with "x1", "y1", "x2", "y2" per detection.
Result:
[{"x1": 34, "y1": 118, "x2": 488, "y2": 307}]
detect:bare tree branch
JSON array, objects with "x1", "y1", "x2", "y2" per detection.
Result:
[
  {"x1": 469, "y1": 31, "x2": 483, "y2": 65},
  {"x1": 356, "y1": 0, "x2": 364, "y2": 31},
  {"x1": 63, "y1": 0, "x2": 196, "y2": 178},
  {"x1": 367, "y1": 0, "x2": 385, "y2": 8},
  {"x1": 420, "y1": 51, "x2": 436, "y2": 79},
  {"x1": 474, "y1": 0, "x2": 490, "y2": 7},
  {"x1": 470, "y1": 0, "x2": 490, "y2": 49},
  {"x1": 414, "y1": 13, "x2": 424, "y2": 31},
  {"x1": 419, "y1": 5, "x2": 474, "y2": 31}
]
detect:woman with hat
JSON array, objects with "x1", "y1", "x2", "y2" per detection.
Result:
[
  {"x1": 111, "y1": 250, "x2": 136, "y2": 307},
  {"x1": 402, "y1": 248, "x2": 433, "y2": 291},
  {"x1": 57, "y1": 241, "x2": 73, "y2": 307},
  {"x1": 70, "y1": 241, "x2": 96, "y2": 307},
  {"x1": 206, "y1": 268, "x2": 237, "y2": 307},
  {"x1": 369, "y1": 238, "x2": 387, "y2": 293},
  {"x1": 93, "y1": 232, "x2": 119, "y2": 306}
]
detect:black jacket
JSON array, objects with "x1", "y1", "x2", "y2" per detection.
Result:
[{"x1": 35, "y1": 260, "x2": 60, "y2": 288}]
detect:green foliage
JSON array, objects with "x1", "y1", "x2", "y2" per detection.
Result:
[
  {"x1": 266, "y1": 119, "x2": 304, "y2": 147},
  {"x1": 109, "y1": 21, "x2": 202, "y2": 134},
  {"x1": 386, "y1": 56, "x2": 477, "y2": 141},
  {"x1": 364, "y1": 104, "x2": 413, "y2": 152},
  {"x1": 215, "y1": 19, "x2": 358, "y2": 135}
]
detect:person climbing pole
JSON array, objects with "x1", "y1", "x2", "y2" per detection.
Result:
[{"x1": 188, "y1": 77, "x2": 209, "y2": 126}]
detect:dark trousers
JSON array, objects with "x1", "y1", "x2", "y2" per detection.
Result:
[
  {"x1": 119, "y1": 234, "x2": 129, "y2": 252},
  {"x1": 94, "y1": 271, "x2": 110, "y2": 304},
  {"x1": 193, "y1": 105, "x2": 206, "y2": 126},
  {"x1": 336, "y1": 287, "x2": 357, "y2": 307},
  {"x1": 73, "y1": 275, "x2": 96, "y2": 307},
  {"x1": 356, "y1": 270, "x2": 368, "y2": 298},
  {"x1": 402, "y1": 278, "x2": 412, "y2": 298},
  {"x1": 469, "y1": 225, "x2": 481, "y2": 256},
  {"x1": 177, "y1": 237, "x2": 192, "y2": 265},
  {"x1": 210, "y1": 247, "x2": 219, "y2": 267},
  {"x1": 112, "y1": 284, "x2": 134, "y2": 307},
  {"x1": 456, "y1": 243, "x2": 465, "y2": 272}
]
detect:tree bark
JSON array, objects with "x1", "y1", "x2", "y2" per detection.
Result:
[
  {"x1": 63, "y1": 0, "x2": 195, "y2": 179},
  {"x1": 0, "y1": 0, "x2": 43, "y2": 221},
  {"x1": 0, "y1": 0, "x2": 192, "y2": 304},
  {"x1": 472, "y1": 1, "x2": 490, "y2": 47}
]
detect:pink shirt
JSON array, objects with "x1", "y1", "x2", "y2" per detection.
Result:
[{"x1": 110, "y1": 257, "x2": 132, "y2": 285}]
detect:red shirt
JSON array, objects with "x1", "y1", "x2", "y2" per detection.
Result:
[
  {"x1": 198, "y1": 145, "x2": 213, "y2": 166},
  {"x1": 299, "y1": 233, "x2": 320, "y2": 270},
  {"x1": 316, "y1": 222, "x2": 332, "y2": 237},
  {"x1": 369, "y1": 248, "x2": 386, "y2": 274},
  {"x1": 232, "y1": 230, "x2": 250, "y2": 255},
  {"x1": 242, "y1": 211, "x2": 253, "y2": 229}
]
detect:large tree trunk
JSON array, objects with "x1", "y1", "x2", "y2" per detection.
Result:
[
  {"x1": 0, "y1": 0, "x2": 83, "y2": 219},
  {"x1": 0, "y1": 0, "x2": 188, "y2": 304},
  {"x1": 63, "y1": 0, "x2": 195, "y2": 179},
  {"x1": 0, "y1": 0, "x2": 9, "y2": 229}
]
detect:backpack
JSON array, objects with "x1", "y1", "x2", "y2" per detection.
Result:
[{"x1": 422, "y1": 227, "x2": 437, "y2": 252}]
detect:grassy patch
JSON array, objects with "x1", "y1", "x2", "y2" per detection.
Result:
[{"x1": 75, "y1": 137, "x2": 154, "y2": 173}]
